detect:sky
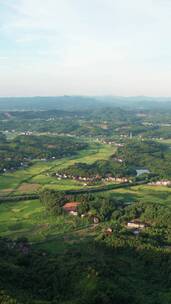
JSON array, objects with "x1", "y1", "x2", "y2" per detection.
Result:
[{"x1": 0, "y1": 0, "x2": 171, "y2": 97}]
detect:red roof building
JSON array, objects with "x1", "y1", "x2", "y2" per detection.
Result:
[{"x1": 63, "y1": 202, "x2": 80, "y2": 212}]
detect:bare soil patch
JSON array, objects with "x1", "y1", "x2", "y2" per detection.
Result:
[{"x1": 18, "y1": 183, "x2": 41, "y2": 193}]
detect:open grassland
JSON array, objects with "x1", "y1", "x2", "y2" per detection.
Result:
[{"x1": 0, "y1": 143, "x2": 115, "y2": 195}]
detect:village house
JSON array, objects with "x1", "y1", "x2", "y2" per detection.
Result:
[
  {"x1": 113, "y1": 157, "x2": 124, "y2": 163},
  {"x1": 127, "y1": 220, "x2": 147, "y2": 229},
  {"x1": 106, "y1": 227, "x2": 113, "y2": 235},
  {"x1": 62, "y1": 202, "x2": 80, "y2": 216},
  {"x1": 115, "y1": 143, "x2": 124, "y2": 147},
  {"x1": 104, "y1": 177, "x2": 128, "y2": 183}
]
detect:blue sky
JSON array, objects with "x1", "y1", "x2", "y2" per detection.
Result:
[{"x1": 0, "y1": 0, "x2": 171, "y2": 96}]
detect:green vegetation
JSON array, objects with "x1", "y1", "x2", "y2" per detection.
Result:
[
  {"x1": 0, "y1": 199, "x2": 89, "y2": 242},
  {"x1": 117, "y1": 139, "x2": 171, "y2": 178},
  {"x1": 0, "y1": 142, "x2": 114, "y2": 196},
  {"x1": 58, "y1": 159, "x2": 136, "y2": 179},
  {"x1": 0, "y1": 134, "x2": 88, "y2": 173},
  {"x1": 40, "y1": 190, "x2": 67, "y2": 215},
  {"x1": 0, "y1": 184, "x2": 171, "y2": 303},
  {"x1": 0, "y1": 99, "x2": 171, "y2": 303}
]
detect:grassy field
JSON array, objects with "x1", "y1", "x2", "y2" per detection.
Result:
[
  {"x1": 0, "y1": 198, "x2": 98, "y2": 255},
  {"x1": 0, "y1": 175, "x2": 20, "y2": 191},
  {"x1": 0, "y1": 143, "x2": 115, "y2": 195},
  {"x1": 110, "y1": 184, "x2": 171, "y2": 205},
  {"x1": 156, "y1": 138, "x2": 171, "y2": 145},
  {"x1": 0, "y1": 199, "x2": 89, "y2": 243}
]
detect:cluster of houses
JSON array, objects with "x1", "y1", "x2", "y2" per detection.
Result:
[
  {"x1": 63, "y1": 202, "x2": 149, "y2": 237},
  {"x1": 148, "y1": 180, "x2": 171, "y2": 187},
  {"x1": 100, "y1": 140, "x2": 117, "y2": 145},
  {"x1": 0, "y1": 157, "x2": 30, "y2": 173},
  {"x1": 104, "y1": 177, "x2": 129, "y2": 183},
  {"x1": 62, "y1": 201, "x2": 100, "y2": 224},
  {"x1": 62, "y1": 201, "x2": 149, "y2": 237},
  {"x1": 55, "y1": 172, "x2": 129, "y2": 184},
  {"x1": 62, "y1": 200, "x2": 148, "y2": 231},
  {"x1": 1, "y1": 161, "x2": 28, "y2": 173},
  {"x1": 99, "y1": 139, "x2": 124, "y2": 147},
  {"x1": 20, "y1": 131, "x2": 33, "y2": 136}
]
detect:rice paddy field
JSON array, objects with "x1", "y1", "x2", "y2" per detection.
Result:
[
  {"x1": 0, "y1": 142, "x2": 115, "y2": 252},
  {"x1": 0, "y1": 143, "x2": 115, "y2": 195},
  {"x1": 0, "y1": 199, "x2": 89, "y2": 243},
  {"x1": 1, "y1": 138, "x2": 171, "y2": 254},
  {"x1": 110, "y1": 184, "x2": 171, "y2": 205}
]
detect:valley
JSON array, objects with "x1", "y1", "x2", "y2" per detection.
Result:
[{"x1": 0, "y1": 98, "x2": 171, "y2": 304}]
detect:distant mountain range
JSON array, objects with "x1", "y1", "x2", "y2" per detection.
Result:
[{"x1": 0, "y1": 95, "x2": 171, "y2": 111}]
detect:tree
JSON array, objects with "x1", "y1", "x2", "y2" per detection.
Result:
[{"x1": 40, "y1": 190, "x2": 67, "y2": 215}]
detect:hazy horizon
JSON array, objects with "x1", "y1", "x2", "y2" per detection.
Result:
[
  {"x1": 1, "y1": 0, "x2": 171, "y2": 97},
  {"x1": 1, "y1": 94, "x2": 171, "y2": 98}
]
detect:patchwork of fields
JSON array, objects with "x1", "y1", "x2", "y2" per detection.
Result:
[
  {"x1": 1, "y1": 139, "x2": 171, "y2": 254},
  {"x1": 0, "y1": 143, "x2": 115, "y2": 195},
  {"x1": 0, "y1": 142, "x2": 115, "y2": 251}
]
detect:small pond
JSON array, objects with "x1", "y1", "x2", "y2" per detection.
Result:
[{"x1": 136, "y1": 169, "x2": 150, "y2": 176}]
